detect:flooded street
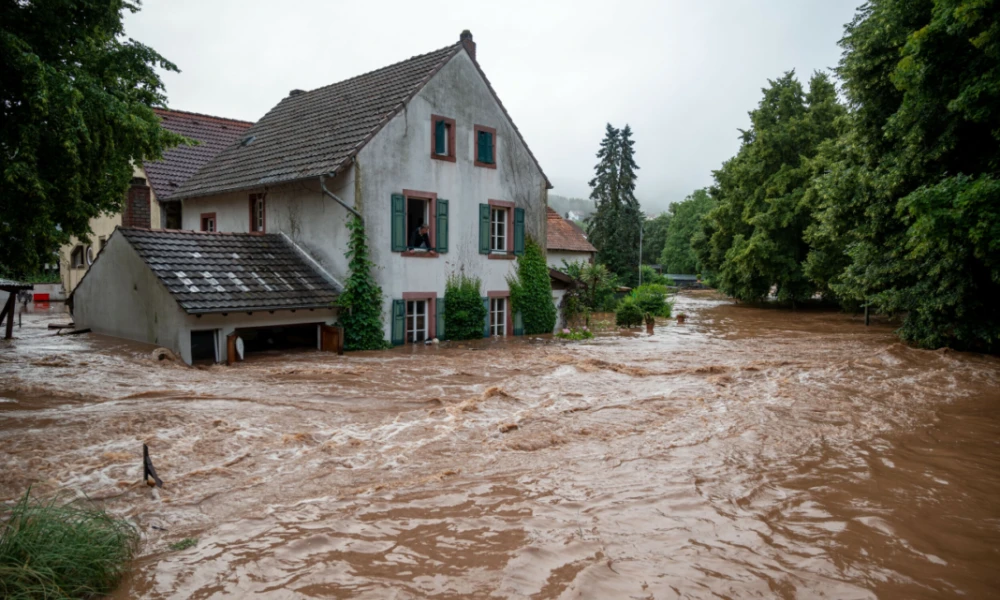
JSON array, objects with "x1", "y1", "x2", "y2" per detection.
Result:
[{"x1": 2, "y1": 292, "x2": 999, "y2": 599}]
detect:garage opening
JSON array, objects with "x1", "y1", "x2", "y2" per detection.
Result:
[
  {"x1": 190, "y1": 329, "x2": 218, "y2": 363},
  {"x1": 233, "y1": 323, "x2": 319, "y2": 356}
]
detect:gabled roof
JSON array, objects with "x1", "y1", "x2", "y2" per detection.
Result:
[
  {"x1": 118, "y1": 228, "x2": 341, "y2": 314},
  {"x1": 172, "y1": 32, "x2": 551, "y2": 200},
  {"x1": 546, "y1": 208, "x2": 597, "y2": 253},
  {"x1": 143, "y1": 108, "x2": 253, "y2": 201}
]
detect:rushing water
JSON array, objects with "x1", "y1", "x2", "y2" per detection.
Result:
[{"x1": 1, "y1": 293, "x2": 999, "y2": 599}]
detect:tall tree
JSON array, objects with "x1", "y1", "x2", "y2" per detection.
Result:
[
  {"x1": 587, "y1": 123, "x2": 644, "y2": 286},
  {"x1": 816, "y1": 0, "x2": 1000, "y2": 351},
  {"x1": 661, "y1": 189, "x2": 716, "y2": 274},
  {"x1": 642, "y1": 213, "x2": 671, "y2": 265},
  {"x1": 695, "y1": 71, "x2": 845, "y2": 303},
  {"x1": 1, "y1": 0, "x2": 184, "y2": 277}
]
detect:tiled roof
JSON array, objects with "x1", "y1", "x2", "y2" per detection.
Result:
[
  {"x1": 546, "y1": 207, "x2": 597, "y2": 253},
  {"x1": 172, "y1": 44, "x2": 462, "y2": 199},
  {"x1": 143, "y1": 108, "x2": 253, "y2": 201},
  {"x1": 118, "y1": 228, "x2": 340, "y2": 314},
  {"x1": 0, "y1": 279, "x2": 33, "y2": 291}
]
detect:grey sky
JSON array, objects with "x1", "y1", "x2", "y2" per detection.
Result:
[{"x1": 125, "y1": 0, "x2": 863, "y2": 212}]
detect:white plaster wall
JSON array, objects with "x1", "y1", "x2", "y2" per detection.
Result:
[
  {"x1": 547, "y1": 250, "x2": 593, "y2": 270},
  {"x1": 357, "y1": 50, "x2": 550, "y2": 339},
  {"x1": 72, "y1": 231, "x2": 188, "y2": 354}
]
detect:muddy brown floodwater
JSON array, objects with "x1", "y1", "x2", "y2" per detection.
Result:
[{"x1": 2, "y1": 292, "x2": 999, "y2": 599}]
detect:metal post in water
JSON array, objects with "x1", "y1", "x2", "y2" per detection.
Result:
[{"x1": 865, "y1": 303, "x2": 870, "y2": 326}]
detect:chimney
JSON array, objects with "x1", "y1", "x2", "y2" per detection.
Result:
[
  {"x1": 460, "y1": 30, "x2": 476, "y2": 62},
  {"x1": 289, "y1": 89, "x2": 305, "y2": 97}
]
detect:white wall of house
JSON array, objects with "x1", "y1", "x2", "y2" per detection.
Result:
[
  {"x1": 72, "y1": 231, "x2": 188, "y2": 354},
  {"x1": 547, "y1": 250, "x2": 593, "y2": 270},
  {"x1": 181, "y1": 50, "x2": 549, "y2": 342}
]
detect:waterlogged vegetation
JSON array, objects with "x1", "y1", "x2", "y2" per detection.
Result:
[
  {"x1": 444, "y1": 273, "x2": 487, "y2": 341},
  {"x1": 507, "y1": 239, "x2": 557, "y2": 335},
  {"x1": 0, "y1": 489, "x2": 139, "y2": 600}
]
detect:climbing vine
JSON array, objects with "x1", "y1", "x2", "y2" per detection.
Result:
[
  {"x1": 507, "y1": 238, "x2": 557, "y2": 335},
  {"x1": 337, "y1": 216, "x2": 389, "y2": 350}
]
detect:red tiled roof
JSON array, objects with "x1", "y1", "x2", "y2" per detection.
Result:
[
  {"x1": 547, "y1": 207, "x2": 596, "y2": 253},
  {"x1": 143, "y1": 108, "x2": 253, "y2": 201}
]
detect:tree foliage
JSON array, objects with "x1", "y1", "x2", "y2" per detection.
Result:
[
  {"x1": 587, "y1": 124, "x2": 644, "y2": 286},
  {"x1": 338, "y1": 217, "x2": 389, "y2": 350},
  {"x1": 1, "y1": 0, "x2": 185, "y2": 277},
  {"x1": 559, "y1": 260, "x2": 619, "y2": 316},
  {"x1": 642, "y1": 212, "x2": 670, "y2": 265},
  {"x1": 507, "y1": 238, "x2": 557, "y2": 334},
  {"x1": 660, "y1": 188, "x2": 716, "y2": 274},
  {"x1": 444, "y1": 273, "x2": 487, "y2": 341}
]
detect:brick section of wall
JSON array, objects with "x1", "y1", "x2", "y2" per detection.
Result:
[{"x1": 124, "y1": 184, "x2": 152, "y2": 229}]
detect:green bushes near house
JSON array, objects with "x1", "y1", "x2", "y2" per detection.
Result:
[
  {"x1": 0, "y1": 489, "x2": 139, "y2": 600},
  {"x1": 615, "y1": 297, "x2": 644, "y2": 327},
  {"x1": 338, "y1": 216, "x2": 390, "y2": 350},
  {"x1": 444, "y1": 273, "x2": 487, "y2": 340},
  {"x1": 631, "y1": 284, "x2": 673, "y2": 318},
  {"x1": 507, "y1": 239, "x2": 556, "y2": 335}
]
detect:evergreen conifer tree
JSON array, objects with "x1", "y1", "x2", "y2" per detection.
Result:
[
  {"x1": 617, "y1": 125, "x2": 643, "y2": 286},
  {"x1": 587, "y1": 124, "x2": 621, "y2": 266}
]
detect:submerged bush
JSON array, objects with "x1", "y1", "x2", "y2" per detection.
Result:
[
  {"x1": 444, "y1": 273, "x2": 487, "y2": 340},
  {"x1": 631, "y1": 283, "x2": 673, "y2": 318},
  {"x1": 508, "y1": 239, "x2": 557, "y2": 334},
  {"x1": 0, "y1": 489, "x2": 139, "y2": 599},
  {"x1": 615, "y1": 297, "x2": 644, "y2": 328}
]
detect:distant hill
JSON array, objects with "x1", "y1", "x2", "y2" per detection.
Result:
[{"x1": 548, "y1": 194, "x2": 594, "y2": 221}]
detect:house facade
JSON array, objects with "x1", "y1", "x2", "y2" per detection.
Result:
[
  {"x1": 170, "y1": 31, "x2": 551, "y2": 345},
  {"x1": 59, "y1": 109, "x2": 253, "y2": 293},
  {"x1": 73, "y1": 31, "x2": 553, "y2": 361},
  {"x1": 546, "y1": 207, "x2": 596, "y2": 268}
]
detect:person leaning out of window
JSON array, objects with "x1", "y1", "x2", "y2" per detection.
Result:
[{"x1": 409, "y1": 223, "x2": 431, "y2": 251}]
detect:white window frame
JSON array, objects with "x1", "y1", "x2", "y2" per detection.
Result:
[
  {"x1": 251, "y1": 194, "x2": 265, "y2": 233},
  {"x1": 406, "y1": 299, "x2": 428, "y2": 343},
  {"x1": 490, "y1": 207, "x2": 507, "y2": 253},
  {"x1": 490, "y1": 297, "x2": 506, "y2": 337}
]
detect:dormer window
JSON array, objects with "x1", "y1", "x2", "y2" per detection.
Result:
[
  {"x1": 474, "y1": 125, "x2": 496, "y2": 168},
  {"x1": 431, "y1": 115, "x2": 456, "y2": 162}
]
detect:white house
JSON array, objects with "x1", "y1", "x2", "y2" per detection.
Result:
[
  {"x1": 546, "y1": 208, "x2": 596, "y2": 268},
  {"x1": 73, "y1": 31, "x2": 552, "y2": 362}
]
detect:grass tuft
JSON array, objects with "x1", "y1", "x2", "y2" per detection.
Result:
[
  {"x1": 168, "y1": 538, "x2": 197, "y2": 552},
  {"x1": 0, "y1": 488, "x2": 139, "y2": 600}
]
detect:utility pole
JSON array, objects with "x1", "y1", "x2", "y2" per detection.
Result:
[{"x1": 638, "y1": 219, "x2": 643, "y2": 286}]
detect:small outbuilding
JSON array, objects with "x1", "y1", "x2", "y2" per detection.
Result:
[{"x1": 71, "y1": 228, "x2": 342, "y2": 364}]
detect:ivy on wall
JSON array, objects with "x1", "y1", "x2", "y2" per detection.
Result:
[
  {"x1": 337, "y1": 216, "x2": 389, "y2": 350},
  {"x1": 444, "y1": 272, "x2": 487, "y2": 340},
  {"x1": 507, "y1": 238, "x2": 556, "y2": 335}
]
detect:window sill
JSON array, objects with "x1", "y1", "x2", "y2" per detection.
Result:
[
  {"x1": 402, "y1": 250, "x2": 439, "y2": 258},
  {"x1": 474, "y1": 161, "x2": 497, "y2": 169},
  {"x1": 487, "y1": 253, "x2": 515, "y2": 260},
  {"x1": 431, "y1": 153, "x2": 456, "y2": 163}
]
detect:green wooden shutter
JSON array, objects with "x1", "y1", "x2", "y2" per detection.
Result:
[
  {"x1": 514, "y1": 309, "x2": 524, "y2": 336},
  {"x1": 436, "y1": 298, "x2": 446, "y2": 340},
  {"x1": 391, "y1": 193, "x2": 406, "y2": 251},
  {"x1": 436, "y1": 199, "x2": 449, "y2": 253},
  {"x1": 479, "y1": 203, "x2": 490, "y2": 254},
  {"x1": 513, "y1": 207, "x2": 525, "y2": 255},
  {"x1": 486, "y1": 132, "x2": 494, "y2": 164},
  {"x1": 391, "y1": 299, "x2": 405, "y2": 345},
  {"x1": 483, "y1": 297, "x2": 490, "y2": 338},
  {"x1": 434, "y1": 120, "x2": 446, "y2": 155}
]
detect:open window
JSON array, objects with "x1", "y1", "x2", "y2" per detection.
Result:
[
  {"x1": 431, "y1": 115, "x2": 456, "y2": 162},
  {"x1": 70, "y1": 245, "x2": 85, "y2": 269},
  {"x1": 391, "y1": 190, "x2": 447, "y2": 255},
  {"x1": 407, "y1": 197, "x2": 430, "y2": 249},
  {"x1": 200, "y1": 213, "x2": 216, "y2": 232},
  {"x1": 249, "y1": 193, "x2": 265, "y2": 233},
  {"x1": 474, "y1": 125, "x2": 496, "y2": 168}
]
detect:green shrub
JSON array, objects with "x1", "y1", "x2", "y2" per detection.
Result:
[
  {"x1": 338, "y1": 216, "x2": 390, "y2": 350},
  {"x1": 444, "y1": 273, "x2": 487, "y2": 340},
  {"x1": 556, "y1": 327, "x2": 594, "y2": 340},
  {"x1": 639, "y1": 265, "x2": 673, "y2": 286},
  {"x1": 615, "y1": 297, "x2": 644, "y2": 327},
  {"x1": 508, "y1": 238, "x2": 557, "y2": 334},
  {"x1": 168, "y1": 538, "x2": 197, "y2": 552},
  {"x1": 560, "y1": 260, "x2": 619, "y2": 315},
  {"x1": 631, "y1": 283, "x2": 673, "y2": 318},
  {"x1": 0, "y1": 489, "x2": 139, "y2": 599}
]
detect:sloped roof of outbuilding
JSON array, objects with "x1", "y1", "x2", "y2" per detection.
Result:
[
  {"x1": 171, "y1": 33, "x2": 551, "y2": 200},
  {"x1": 143, "y1": 108, "x2": 253, "y2": 201},
  {"x1": 546, "y1": 208, "x2": 597, "y2": 253},
  {"x1": 117, "y1": 228, "x2": 341, "y2": 314}
]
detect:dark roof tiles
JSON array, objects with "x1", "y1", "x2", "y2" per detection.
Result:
[
  {"x1": 143, "y1": 108, "x2": 254, "y2": 201},
  {"x1": 119, "y1": 229, "x2": 340, "y2": 314}
]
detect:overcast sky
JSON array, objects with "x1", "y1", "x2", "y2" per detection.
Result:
[{"x1": 124, "y1": 0, "x2": 863, "y2": 212}]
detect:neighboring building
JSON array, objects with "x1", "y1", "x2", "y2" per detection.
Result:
[
  {"x1": 59, "y1": 109, "x2": 253, "y2": 293},
  {"x1": 546, "y1": 208, "x2": 596, "y2": 268},
  {"x1": 74, "y1": 31, "x2": 553, "y2": 361}
]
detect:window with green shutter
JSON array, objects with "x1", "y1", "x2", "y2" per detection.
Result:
[
  {"x1": 474, "y1": 125, "x2": 496, "y2": 168},
  {"x1": 513, "y1": 207, "x2": 525, "y2": 255},
  {"x1": 391, "y1": 194, "x2": 406, "y2": 251},
  {"x1": 478, "y1": 203, "x2": 490, "y2": 254},
  {"x1": 431, "y1": 115, "x2": 455, "y2": 161},
  {"x1": 391, "y1": 299, "x2": 405, "y2": 345},
  {"x1": 436, "y1": 199, "x2": 449, "y2": 253},
  {"x1": 436, "y1": 298, "x2": 446, "y2": 340}
]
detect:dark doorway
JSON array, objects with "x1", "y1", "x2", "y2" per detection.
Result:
[
  {"x1": 233, "y1": 324, "x2": 318, "y2": 356},
  {"x1": 190, "y1": 330, "x2": 218, "y2": 363}
]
